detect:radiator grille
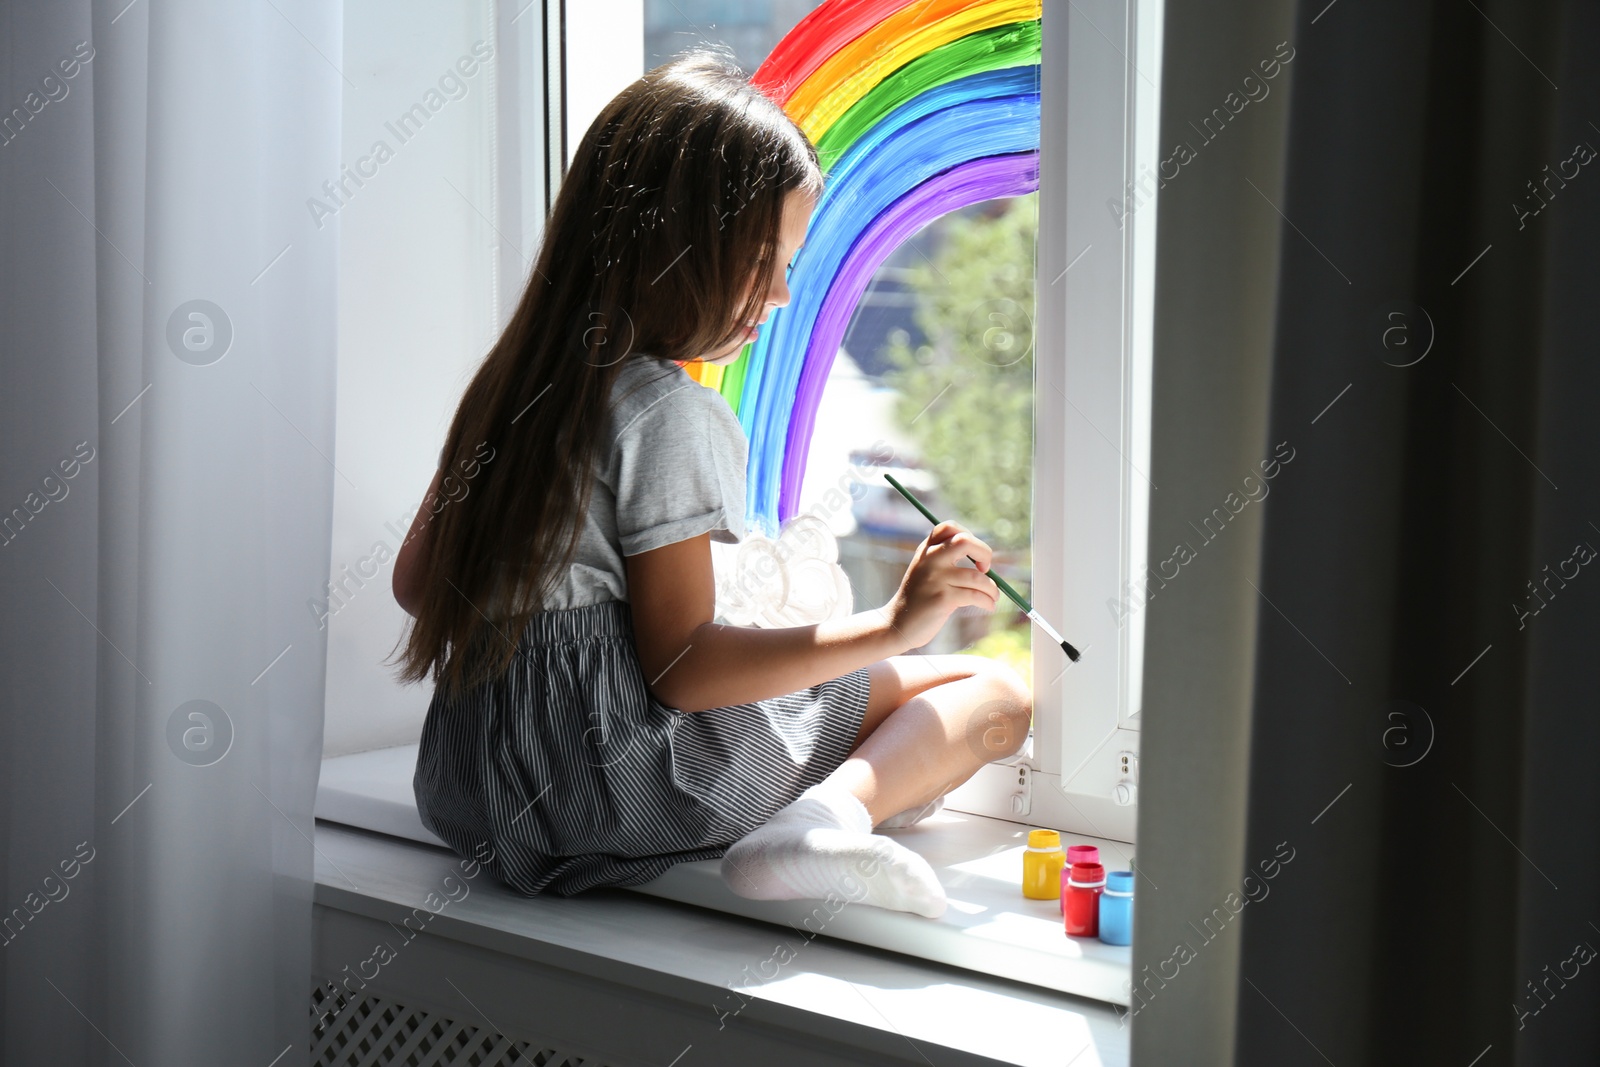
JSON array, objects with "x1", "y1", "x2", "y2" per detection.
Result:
[{"x1": 310, "y1": 979, "x2": 614, "y2": 1067}]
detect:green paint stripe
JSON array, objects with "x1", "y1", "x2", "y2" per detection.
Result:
[
  {"x1": 719, "y1": 344, "x2": 749, "y2": 415},
  {"x1": 815, "y1": 21, "x2": 1042, "y2": 174}
]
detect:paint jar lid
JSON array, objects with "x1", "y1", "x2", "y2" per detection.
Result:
[
  {"x1": 1066, "y1": 845, "x2": 1100, "y2": 865},
  {"x1": 1104, "y1": 870, "x2": 1135, "y2": 896},
  {"x1": 1068, "y1": 861, "x2": 1106, "y2": 886},
  {"x1": 1027, "y1": 829, "x2": 1062, "y2": 850}
]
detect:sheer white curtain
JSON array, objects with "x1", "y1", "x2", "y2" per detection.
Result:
[{"x1": 1, "y1": 1, "x2": 340, "y2": 1063}]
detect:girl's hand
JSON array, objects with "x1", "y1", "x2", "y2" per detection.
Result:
[{"x1": 883, "y1": 521, "x2": 1000, "y2": 651}]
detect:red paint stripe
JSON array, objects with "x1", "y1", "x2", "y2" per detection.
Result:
[{"x1": 750, "y1": 0, "x2": 921, "y2": 104}]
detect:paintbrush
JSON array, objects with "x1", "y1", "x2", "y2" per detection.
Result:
[{"x1": 883, "y1": 472, "x2": 1081, "y2": 661}]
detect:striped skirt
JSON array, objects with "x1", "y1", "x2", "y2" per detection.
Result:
[{"x1": 413, "y1": 598, "x2": 873, "y2": 895}]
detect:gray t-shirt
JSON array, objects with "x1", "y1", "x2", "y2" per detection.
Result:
[{"x1": 440, "y1": 355, "x2": 747, "y2": 615}]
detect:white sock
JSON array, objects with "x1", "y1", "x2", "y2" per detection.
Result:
[
  {"x1": 720, "y1": 780, "x2": 947, "y2": 919},
  {"x1": 875, "y1": 794, "x2": 945, "y2": 830}
]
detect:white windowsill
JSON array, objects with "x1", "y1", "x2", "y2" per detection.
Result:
[
  {"x1": 316, "y1": 745, "x2": 1133, "y2": 1008},
  {"x1": 313, "y1": 821, "x2": 1130, "y2": 1066}
]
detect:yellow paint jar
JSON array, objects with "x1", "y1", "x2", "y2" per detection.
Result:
[{"x1": 1022, "y1": 829, "x2": 1066, "y2": 900}]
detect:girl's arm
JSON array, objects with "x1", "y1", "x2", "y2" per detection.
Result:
[
  {"x1": 625, "y1": 524, "x2": 999, "y2": 713},
  {"x1": 392, "y1": 468, "x2": 443, "y2": 618}
]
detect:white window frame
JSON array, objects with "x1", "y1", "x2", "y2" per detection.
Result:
[{"x1": 943, "y1": 0, "x2": 1160, "y2": 844}]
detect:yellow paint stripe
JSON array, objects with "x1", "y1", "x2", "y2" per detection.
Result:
[{"x1": 683, "y1": 360, "x2": 725, "y2": 390}]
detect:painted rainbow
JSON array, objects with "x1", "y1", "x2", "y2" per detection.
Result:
[{"x1": 679, "y1": 0, "x2": 1043, "y2": 536}]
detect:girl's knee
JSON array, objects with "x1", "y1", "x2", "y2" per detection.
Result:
[
  {"x1": 976, "y1": 657, "x2": 1032, "y2": 714},
  {"x1": 962, "y1": 659, "x2": 1032, "y2": 759}
]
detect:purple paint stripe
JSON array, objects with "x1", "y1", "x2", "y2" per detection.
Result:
[
  {"x1": 744, "y1": 88, "x2": 1041, "y2": 533},
  {"x1": 778, "y1": 152, "x2": 1041, "y2": 521}
]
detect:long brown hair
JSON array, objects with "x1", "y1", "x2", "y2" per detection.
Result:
[{"x1": 391, "y1": 50, "x2": 823, "y2": 697}]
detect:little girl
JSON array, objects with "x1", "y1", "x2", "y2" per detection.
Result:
[{"x1": 392, "y1": 52, "x2": 1032, "y2": 919}]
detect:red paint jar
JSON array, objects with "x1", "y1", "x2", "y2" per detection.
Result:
[
  {"x1": 1060, "y1": 845, "x2": 1100, "y2": 913},
  {"x1": 1062, "y1": 862, "x2": 1106, "y2": 937}
]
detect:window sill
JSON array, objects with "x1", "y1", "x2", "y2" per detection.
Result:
[
  {"x1": 314, "y1": 819, "x2": 1129, "y2": 1066},
  {"x1": 316, "y1": 745, "x2": 1132, "y2": 1007}
]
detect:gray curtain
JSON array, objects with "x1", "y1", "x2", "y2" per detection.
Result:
[
  {"x1": 1, "y1": 1, "x2": 340, "y2": 1063},
  {"x1": 1130, "y1": 0, "x2": 1292, "y2": 1060},
  {"x1": 1136, "y1": 0, "x2": 1599, "y2": 1063}
]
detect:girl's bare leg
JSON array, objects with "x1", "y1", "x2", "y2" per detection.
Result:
[
  {"x1": 719, "y1": 654, "x2": 1029, "y2": 916},
  {"x1": 826, "y1": 654, "x2": 1033, "y2": 827}
]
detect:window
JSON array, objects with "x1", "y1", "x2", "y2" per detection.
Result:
[{"x1": 638, "y1": 1, "x2": 1162, "y2": 844}]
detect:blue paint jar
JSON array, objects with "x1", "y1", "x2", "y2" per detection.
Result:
[{"x1": 1098, "y1": 870, "x2": 1134, "y2": 945}]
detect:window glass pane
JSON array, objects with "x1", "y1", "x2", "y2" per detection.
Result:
[
  {"x1": 645, "y1": 1, "x2": 824, "y2": 73},
  {"x1": 816, "y1": 197, "x2": 1036, "y2": 679},
  {"x1": 644, "y1": 2, "x2": 1040, "y2": 687}
]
